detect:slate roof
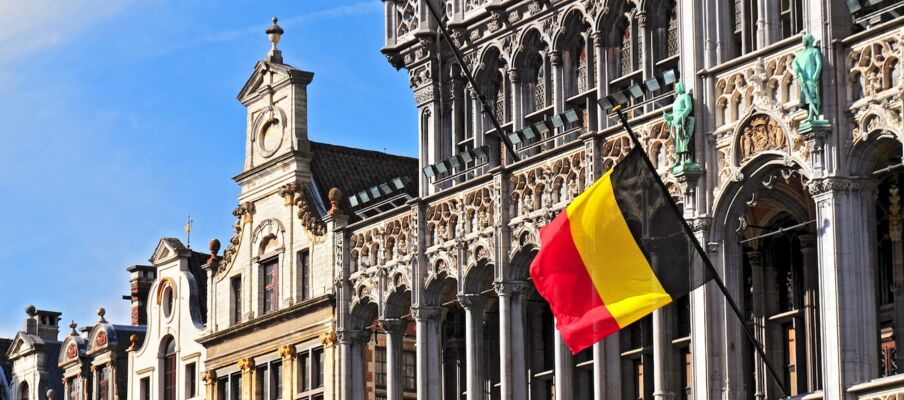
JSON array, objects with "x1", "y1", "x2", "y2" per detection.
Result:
[{"x1": 309, "y1": 141, "x2": 418, "y2": 221}]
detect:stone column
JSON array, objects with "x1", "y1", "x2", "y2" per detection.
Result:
[
  {"x1": 549, "y1": 50, "x2": 564, "y2": 114},
  {"x1": 495, "y1": 281, "x2": 527, "y2": 400},
  {"x1": 459, "y1": 294, "x2": 487, "y2": 400},
  {"x1": 746, "y1": 249, "x2": 768, "y2": 400},
  {"x1": 380, "y1": 319, "x2": 408, "y2": 400},
  {"x1": 798, "y1": 233, "x2": 821, "y2": 391},
  {"x1": 553, "y1": 319, "x2": 574, "y2": 400},
  {"x1": 809, "y1": 177, "x2": 879, "y2": 399},
  {"x1": 888, "y1": 185, "x2": 904, "y2": 372},
  {"x1": 338, "y1": 330, "x2": 369, "y2": 400},
  {"x1": 278, "y1": 345, "x2": 296, "y2": 400},
  {"x1": 238, "y1": 358, "x2": 255, "y2": 400},
  {"x1": 653, "y1": 306, "x2": 676, "y2": 400},
  {"x1": 413, "y1": 306, "x2": 446, "y2": 400},
  {"x1": 203, "y1": 370, "x2": 217, "y2": 400}
]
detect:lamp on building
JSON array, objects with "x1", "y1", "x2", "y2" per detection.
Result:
[
  {"x1": 597, "y1": 69, "x2": 680, "y2": 114},
  {"x1": 348, "y1": 176, "x2": 412, "y2": 216},
  {"x1": 422, "y1": 146, "x2": 491, "y2": 183}
]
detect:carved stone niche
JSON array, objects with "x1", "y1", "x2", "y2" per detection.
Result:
[{"x1": 736, "y1": 115, "x2": 788, "y2": 163}]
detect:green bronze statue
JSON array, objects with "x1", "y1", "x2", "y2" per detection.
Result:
[
  {"x1": 663, "y1": 81, "x2": 698, "y2": 174},
  {"x1": 792, "y1": 32, "x2": 824, "y2": 123}
]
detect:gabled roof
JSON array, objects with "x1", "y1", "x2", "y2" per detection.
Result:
[
  {"x1": 236, "y1": 61, "x2": 314, "y2": 105},
  {"x1": 309, "y1": 141, "x2": 418, "y2": 221},
  {"x1": 148, "y1": 238, "x2": 210, "y2": 323}
]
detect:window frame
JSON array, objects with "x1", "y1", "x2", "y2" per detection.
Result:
[
  {"x1": 296, "y1": 346, "x2": 326, "y2": 399},
  {"x1": 261, "y1": 258, "x2": 280, "y2": 314}
]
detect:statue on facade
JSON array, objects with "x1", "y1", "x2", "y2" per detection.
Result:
[
  {"x1": 792, "y1": 32, "x2": 828, "y2": 128},
  {"x1": 663, "y1": 81, "x2": 699, "y2": 175}
]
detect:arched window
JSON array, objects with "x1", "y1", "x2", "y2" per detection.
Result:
[
  {"x1": 621, "y1": 26, "x2": 635, "y2": 76},
  {"x1": 161, "y1": 336, "x2": 176, "y2": 400},
  {"x1": 667, "y1": 7, "x2": 680, "y2": 58},
  {"x1": 493, "y1": 71, "x2": 506, "y2": 123},
  {"x1": 19, "y1": 382, "x2": 28, "y2": 400}
]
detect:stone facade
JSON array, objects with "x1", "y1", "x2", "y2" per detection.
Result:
[
  {"x1": 5, "y1": 307, "x2": 63, "y2": 400},
  {"x1": 59, "y1": 309, "x2": 143, "y2": 400},
  {"x1": 327, "y1": 1, "x2": 904, "y2": 400},
  {"x1": 127, "y1": 238, "x2": 209, "y2": 400}
]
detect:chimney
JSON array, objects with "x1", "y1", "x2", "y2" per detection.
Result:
[
  {"x1": 127, "y1": 265, "x2": 156, "y2": 326},
  {"x1": 24, "y1": 306, "x2": 62, "y2": 341}
]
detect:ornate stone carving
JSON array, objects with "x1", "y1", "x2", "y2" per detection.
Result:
[
  {"x1": 237, "y1": 357, "x2": 255, "y2": 372},
  {"x1": 320, "y1": 331, "x2": 337, "y2": 348},
  {"x1": 738, "y1": 115, "x2": 787, "y2": 161},
  {"x1": 296, "y1": 186, "x2": 327, "y2": 236},
  {"x1": 411, "y1": 306, "x2": 446, "y2": 321},
  {"x1": 278, "y1": 344, "x2": 297, "y2": 360},
  {"x1": 278, "y1": 183, "x2": 298, "y2": 206},
  {"x1": 807, "y1": 177, "x2": 865, "y2": 196},
  {"x1": 202, "y1": 370, "x2": 217, "y2": 385},
  {"x1": 414, "y1": 84, "x2": 440, "y2": 105}
]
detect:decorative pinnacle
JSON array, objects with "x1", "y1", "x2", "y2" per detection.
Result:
[
  {"x1": 69, "y1": 321, "x2": 78, "y2": 336},
  {"x1": 265, "y1": 17, "x2": 285, "y2": 63},
  {"x1": 97, "y1": 307, "x2": 107, "y2": 323}
]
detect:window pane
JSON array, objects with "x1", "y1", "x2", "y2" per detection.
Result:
[
  {"x1": 403, "y1": 351, "x2": 416, "y2": 390},
  {"x1": 272, "y1": 361, "x2": 282, "y2": 400},
  {"x1": 313, "y1": 348, "x2": 324, "y2": 388},
  {"x1": 375, "y1": 348, "x2": 387, "y2": 388},
  {"x1": 256, "y1": 365, "x2": 268, "y2": 400},
  {"x1": 216, "y1": 378, "x2": 228, "y2": 400},
  {"x1": 230, "y1": 373, "x2": 242, "y2": 400},
  {"x1": 299, "y1": 250, "x2": 310, "y2": 300},
  {"x1": 185, "y1": 362, "x2": 197, "y2": 398},
  {"x1": 298, "y1": 352, "x2": 310, "y2": 392}
]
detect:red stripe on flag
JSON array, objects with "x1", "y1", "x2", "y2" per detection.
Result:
[{"x1": 530, "y1": 211, "x2": 621, "y2": 354}]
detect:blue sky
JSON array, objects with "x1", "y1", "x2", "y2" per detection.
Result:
[{"x1": 0, "y1": 0, "x2": 416, "y2": 337}]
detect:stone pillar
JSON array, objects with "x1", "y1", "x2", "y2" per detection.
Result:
[
  {"x1": 279, "y1": 345, "x2": 296, "y2": 400},
  {"x1": 238, "y1": 358, "x2": 255, "y2": 400},
  {"x1": 495, "y1": 281, "x2": 527, "y2": 400},
  {"x1": 380, "y1": 319, "x2": 407, "y2": 400},
  {"x1": 888, "y1": 185, "x2": 904, "y2": 372},
  {"x1": 553, "y1": 319, "x2": 574, "y2": 400},
  {"x1": 338, "y1": 330, "x2": 369, "y2": 400},
  {"x1": 203, "y1": 370, "x2": 217, "y2": 400},
  {"x1": 808, "y1": 177, "x2": 879, "y2": 399},
  {"x1": 549, "y1": 50, "x2": 564, "y2": 113},
  {"x1": 653, "y1": 306, "x2": 676, "y2": 400},
  {"x1": 746, "y1": 249, "x2": 768, "y2": 400},
  {"x1": 413, "y1": 306, "x2": 446, "y2": 400},
  {"x1": 459, "y1": 294, "x2": 487, "y2": 400},
  {"x1": 798, "y1": 233, "x2": 821, "y2": 391}
]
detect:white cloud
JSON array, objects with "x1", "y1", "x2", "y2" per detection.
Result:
[{"x1": 0, "y1": 0, "x2": 128, "y2": 64}]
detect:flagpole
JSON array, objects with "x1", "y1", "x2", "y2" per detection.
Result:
[{"x1": 611, "y1": 105, "x2": 789, "y2": 398}]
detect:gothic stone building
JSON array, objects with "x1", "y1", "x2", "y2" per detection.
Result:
[{"x1": 328, "y1": 0, "x2": 904, "y2": 399}]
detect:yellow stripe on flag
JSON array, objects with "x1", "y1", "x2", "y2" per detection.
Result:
[{"x1": 565, "y1": 170, "x2": 672, "y2": 327}]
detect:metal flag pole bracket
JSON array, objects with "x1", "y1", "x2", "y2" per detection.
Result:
[
  {"x1": 739, "y1": 219, "x2": 817, "y2": 244},
  {"x1": 610, "y1": 104, "x2": 791, "y2": 398}
]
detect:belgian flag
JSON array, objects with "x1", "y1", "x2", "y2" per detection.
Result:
[{"x1": 530, "y1": 147, "x2": 714, "y2": 354}]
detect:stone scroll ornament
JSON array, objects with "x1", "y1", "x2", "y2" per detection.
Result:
[
  {"x1": 663, "y1": 82, "x2": 701, "y2": 176},
  {"x1": 792, "y1": 32, "x2": 829, "y2": 130}
]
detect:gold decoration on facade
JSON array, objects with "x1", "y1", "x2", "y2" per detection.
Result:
[
  {"x1": 279, "y1": 183, "x2": 298, "y2": 206},
  {"x1": 202, "y1": 370, "x2": 217, "y2": 385},
  {"x1": 320, "y1": 331, "x2": 337, "y2": 348},
  {"x1": 738, "y1": 115, "x2": 787, "y2": 161},
  {"x1": 278, "y1": 344, "x2": 297, "y2": 360},
  {"x1": 237, "y1": 357, "x2": 255, "y2": 372}
]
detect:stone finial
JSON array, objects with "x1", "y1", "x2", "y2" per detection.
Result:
[
  {"x1": 69, "y1": 321, "x2": 78, "y2": 336},
  {"x1": 97, "y1": 307, "x2": 106, "y2": 323},
  {"x1": 328, "y1": 187, "x2": 343, "y2": 216},
  {"x1": 208, "y1": 238, "x2": 221, "y2": 265},
  {"x1": 46, "y1": 389, "x2": 55, "y2": 400},
  {"x1": 26, "y1": 305, "x2": 36, "y2": 316},
  {"x1": 127, "y1": 334, "x2": 137, "y2": 351},
  {"x1": 265, "y1": 17, "x2": 284, "y2": 63}
]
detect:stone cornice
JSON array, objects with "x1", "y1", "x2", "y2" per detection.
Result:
[{"x1": 196, "y1": 294, "x2": 333, "y2": 345}]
